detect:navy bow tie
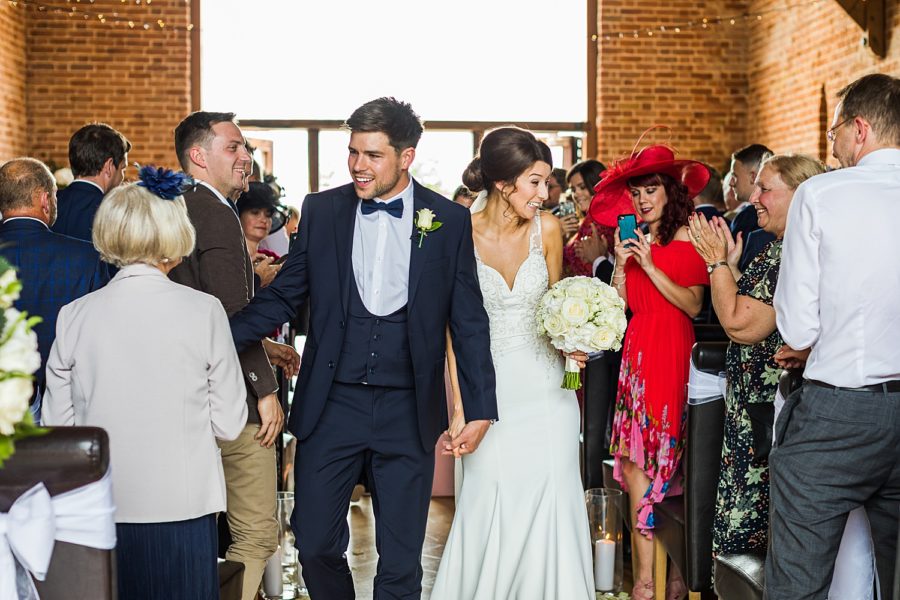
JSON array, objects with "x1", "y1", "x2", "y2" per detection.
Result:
[{"x1": 360, "y1": 198, "x2": 403, "y2": 218}]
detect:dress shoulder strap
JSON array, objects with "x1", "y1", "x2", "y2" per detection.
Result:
[{"x1": 530, "y1": 213, "x2": 543, "y2": 253}]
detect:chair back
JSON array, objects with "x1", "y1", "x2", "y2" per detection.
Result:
[
  {"x1": 684, "y1": 342, "x2": 728, "y2": 590},
  {"x1": 0, "y1": 427, "x2": 115, "y2": 600}
]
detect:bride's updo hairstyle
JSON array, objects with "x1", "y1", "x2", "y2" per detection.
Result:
[{"x1": 462, "y1": 127, "x2": 552, "y2": 196}]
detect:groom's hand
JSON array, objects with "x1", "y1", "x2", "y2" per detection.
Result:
[
  {"x1": 448, "y1": 420, "x2": 492, "y2": 457},
  {"x1": 263, "y1": 338, "x2": 301, "y2": 378}
]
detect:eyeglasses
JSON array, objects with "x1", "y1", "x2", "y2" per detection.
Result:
[{"x1": 826, "y1": 117, "x2": 852, "y2": 142}]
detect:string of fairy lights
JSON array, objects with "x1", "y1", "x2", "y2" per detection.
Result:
[
  {"x1": 5, "y1": 0, "x2": 194, "y2": 32},
  {"x1": 596, "y1": 0, "x2": 825, "y2": 44},
  {"x1": 6, "y1": 0, "x2": 824, "y2": 37}
]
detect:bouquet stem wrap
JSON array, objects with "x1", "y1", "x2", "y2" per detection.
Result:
[{"x1": 562, "y1": 357, "x2": 582, "y2": 390}]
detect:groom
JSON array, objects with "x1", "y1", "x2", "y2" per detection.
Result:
[{"x1": 229, "y1": 97, "x2": 497, "y2": 599}]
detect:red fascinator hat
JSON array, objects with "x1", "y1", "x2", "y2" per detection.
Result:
[{"x1": 589, "y1": 139, "x2": 710, "y2": 228}]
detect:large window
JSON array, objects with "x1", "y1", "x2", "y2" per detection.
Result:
[{"x1": 201, "y1": 1, "x2": 587, "y2": 199}]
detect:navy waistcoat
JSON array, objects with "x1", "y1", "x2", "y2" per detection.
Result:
[{"x1": 333, "y1": 280, "x2": 415, "y2": 388}]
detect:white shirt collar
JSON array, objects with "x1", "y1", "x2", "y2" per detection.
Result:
[
  {"x1": 857, "y1": 148, "x2": 900, "y2": 167},
  {"x1": 736, "y1": 201, "x2": 752, "y2": 212},
  {"x1": 71, "y1": 179, "x2": 105, "y2": 194},
  {"x1": 2, "y1": 216, "x2": 50, "y2": 229}
]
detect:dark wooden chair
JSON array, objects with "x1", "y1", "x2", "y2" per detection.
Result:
[{"x1": 0, "y1": 427, "x2": 116, "y2": 600}]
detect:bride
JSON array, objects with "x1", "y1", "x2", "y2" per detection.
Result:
[{"x1": 431, "y1": 127, "x2": 595, "y2": 599}]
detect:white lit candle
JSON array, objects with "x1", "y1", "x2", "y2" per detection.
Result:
[{"x1": 594, "y1": 537, "x2": 615, "y2": 591}]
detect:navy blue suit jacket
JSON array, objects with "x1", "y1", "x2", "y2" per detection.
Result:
[
  {"x1": 739, "y1": 229, "x2": 777, "y2": 272},
  {"x1": 730, "y1": 204, "x2": 760, "y2": 247},
  {"x1": 230, "y1": 181, "x2": 498, "y2": 450},
  {"x1": 694, "y1": 204, "x2": 724, "y2": 222},
  {"x1": 0, "y1": 218, "x2": 109, "y2": 386},
  {"x1": 52, "y1": 181, "x2": 104, "y2": 242}
]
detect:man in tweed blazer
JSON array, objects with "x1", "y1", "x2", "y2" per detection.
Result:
[
  {"x1": 0, "y1": 158, "x2": 109, "y2": 421},
  {"x1": 170, "y1": 111, "x2": 299, "y2": 600}
]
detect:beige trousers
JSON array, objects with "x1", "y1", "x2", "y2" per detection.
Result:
[{"x1": 219, "y1": 424, "x2": 278, "y2": 600}]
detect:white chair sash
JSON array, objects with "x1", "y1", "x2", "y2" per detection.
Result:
[
  {"x1": 0, "y1": 468, "x2": 116, "y2": 600},
  {"x1": 687, "y1": 360, "x2": 727, "y2": 404},
  {"x1": 773, "y1": 386, "x2": 879, "y2": 599}
]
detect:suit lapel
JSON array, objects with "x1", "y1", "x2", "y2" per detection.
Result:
[
  {"x1": 333, "y1": 187, "x2": 358, "y2": 315},
  {"x1": 407, "y1": 181, "x2": 436, "y2": 308}
]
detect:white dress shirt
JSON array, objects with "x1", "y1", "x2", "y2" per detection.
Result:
[
  {"x1": 775, "y1": 148, "x2": 900, "y2": 387},
  {"x1": 351, "y1": 178, "x2": 414, "y2": 316},
  {"x1": 43, "y1": 264, "x2": 248, "y2": 522}
]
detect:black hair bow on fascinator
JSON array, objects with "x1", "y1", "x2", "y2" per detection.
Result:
[{"x1": 136, "y1": 165, "x2": 194, "y2": 200}]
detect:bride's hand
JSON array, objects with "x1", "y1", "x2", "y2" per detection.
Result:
[
  {"x1": 443, "y1": 407, "x2": 466, "y2": 453},
  {"x1": 564, "y1": 350, "x2": 589, "y2": 369}
]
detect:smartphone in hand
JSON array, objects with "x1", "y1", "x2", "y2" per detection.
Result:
[
  {"x1": 556, "y1": 199, "x2": 576, "y2": 217},
  {"x1": 618, "y1": 214, "x2": 639, "y2": 247}
]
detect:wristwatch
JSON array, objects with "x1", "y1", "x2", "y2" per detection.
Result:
[{"x1": 707, "y1": 261, "x2": 728, "y2": 274}]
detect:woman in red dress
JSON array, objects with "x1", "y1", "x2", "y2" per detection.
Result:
[{"x1": 591, "y1": 145, "x2": 710, "y2": 600}]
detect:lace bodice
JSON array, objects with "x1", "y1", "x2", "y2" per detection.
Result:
[{"x1": 475, "y1": 215, "x2": 558, "y2": 364}]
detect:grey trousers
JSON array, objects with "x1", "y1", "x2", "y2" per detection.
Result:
[{"x1": 765, "y1": 382, "x2": 900, "y2": 600}]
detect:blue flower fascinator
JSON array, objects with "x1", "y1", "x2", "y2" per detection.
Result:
[{"x1": 136, "y1": 165, "x2": 194, "y2": 200}]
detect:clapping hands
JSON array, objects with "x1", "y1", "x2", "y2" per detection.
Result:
[{"x1": 688, "y1": 214, "x2": 742, "y2": 271}]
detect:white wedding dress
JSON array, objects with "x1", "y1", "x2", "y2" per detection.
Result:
[{"x1": 431, "y1": 213, "x2": 595, "y2": 600}]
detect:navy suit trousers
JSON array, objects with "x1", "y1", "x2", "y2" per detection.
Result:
[{"x1": 293, "y1": 382, "x2": 434, "y2": 600}]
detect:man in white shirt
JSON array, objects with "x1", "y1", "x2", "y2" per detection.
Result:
[{"x1": 769, "y1": 73, "x2": 900, "y2": 600}]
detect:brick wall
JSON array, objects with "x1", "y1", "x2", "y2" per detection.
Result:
[
  {"x1": 594, "y1": 1, "x2": 751, "y2": 169},
  {"x1": 747, "y1": 0, "x2": 900, "y2": 166},
  {"x1": 25, "y1": 0, "x2": 192, "y2": 170},
  {"x1": 0, "y1": 6, "x2": 28, "y2": 161},
  {"x1": 592, "y1": 0, "x2": 900, "y2": 170}
]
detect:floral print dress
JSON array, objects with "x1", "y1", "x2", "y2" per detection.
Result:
[
  {"x1": 712, "y1": 240, "x2": 783, "y2": 554},
  {"x1": 610, "y1": 241, "x2": 708, "y2": 536}
]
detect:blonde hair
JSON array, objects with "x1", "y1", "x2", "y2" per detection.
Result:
[
  {"x1": 760, "y1": 154, "x2": 826, "y2": 190},
  {"x1": 93, "y1": 182, "x2": 195, "y2": 267}
]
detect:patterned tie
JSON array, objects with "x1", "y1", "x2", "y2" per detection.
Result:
[{"x1": 360, "y1": 198, "x2": 403, "y2": 218}]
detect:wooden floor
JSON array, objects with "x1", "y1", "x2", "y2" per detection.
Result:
[
  {"x1": 341, "y1": 495, "x2": 454, "y2": 600},
  {"x1": 291, "y1": 495, "x2": 633, "y2": 600}
]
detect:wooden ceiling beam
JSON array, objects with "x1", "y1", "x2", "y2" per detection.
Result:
[{"x1": 833, "y1": 0, "x2": 887, "y2": 58}]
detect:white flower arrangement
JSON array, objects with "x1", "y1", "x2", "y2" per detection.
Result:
[
  {"x1": 537, "y1": 276, "x2": 627, "y2": 390},
  {"x1": 0, "y1": 257, "x2": 44, "y2": 467}
]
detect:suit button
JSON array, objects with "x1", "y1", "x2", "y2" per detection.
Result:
[
  {"x1": 374, "y1": 318, "x2": 381, "y2": 326},
  {"x1": 371, "y1": 352, "x2": 378, "y2": 358},
  {"x1": 339, "y1": 321, "x2": 345, "y2": 329},
  {"x1": 373, "y1": 334, "x2": 380, "y2": 341},
  {"x1": 369, "y1": 367, "x2": 375, "y2": 374},
  {"x1": 328, "y1": 361, "x2": 335, "y2": 369}
]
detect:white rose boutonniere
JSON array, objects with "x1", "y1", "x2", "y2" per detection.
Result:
[{"x1": 414, "y1": 208, "x2": 442, "y2": 248}]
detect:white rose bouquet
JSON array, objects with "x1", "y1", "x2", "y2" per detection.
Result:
[
  {"x1": 0, "y1": 257, "x2": 44, "y2": 467},
  {"x1": 537, "y1": 276, "x2": 627, "y2": 390}
]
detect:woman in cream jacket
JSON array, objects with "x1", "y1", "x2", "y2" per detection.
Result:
[{"x1": 44, "y1": 169, "x2": 247, "y2": 600}]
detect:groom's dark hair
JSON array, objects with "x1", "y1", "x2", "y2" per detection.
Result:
[{"x1": 344, "y1": 97, "x2": 424, "y2": 152}]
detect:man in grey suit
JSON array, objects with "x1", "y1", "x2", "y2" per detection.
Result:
[
  {"x1": 771, "y1": 73, "x2": 900, "y2": 600},
  {"x1": 170, "y1": 111, "x2": 299, "y2": 600}
]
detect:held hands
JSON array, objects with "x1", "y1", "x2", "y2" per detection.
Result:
[
  {"x1": 441, "y1": 406, "x2": 468, "y2": 457},
  {"x1": 774, "y1": 344, "x2": 811, "y2": 369},
  {"x1": 443, "y1": 419, "x2": 492, "y2": 458},
  {"x1": 255, "y1": 393, "x2": 284, "y2": 448},
  {"x1": 262, "y1": 338, "x2": 301, "y2": 378}
]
